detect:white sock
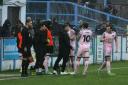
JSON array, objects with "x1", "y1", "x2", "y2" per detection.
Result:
[
  {"x1": 39, "y1": 68, "x2": 42, "y2": 73},
  {"x1": 106, "y1": 61, "x2": 111, "y2": 73},
  {"x1": 20, "y1": 67, "x2": 22, "y2": 72},
  {"x1": 43, "y1": 55, "x2": 49, "y2": 73},
  {"x1": 36, "y1": 69, "x2": 39, "y2": 73},
  {"x1": 99, "y1": 61, "x2": 106, "y2": 70},
  {"x1": 74, "y1": 61, "x2": 80, "y2": 73},
  {"x1": 83, "y1": 61, "x2": 89, "y2": 74},
  {"x1": 45, "y1": 64, "x2": 48, "y2": 73}
]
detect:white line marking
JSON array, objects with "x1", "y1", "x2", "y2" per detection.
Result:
[
  {"x1": 0, "y1": 77, "x2": 21, "y2": 81},
  {"x1": 89, "y1": 66, "x2": 128, "y2": 72},
  {"x1": 0, "y1": 74, "x2": 20, "y2": 77},
  {"x1": 112, "y1": 67, "x2": 128, "y2": 70}
]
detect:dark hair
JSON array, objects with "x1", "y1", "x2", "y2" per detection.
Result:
[
  {"x1": 40, "y1": 21, "x2": 52, "y2": 29},
  {"x1": 64, "y1": 22, "x2": 71, "y2": 28},
  {"x1": 106, "y1": 24, "x2": 112, "y2": 29},
  {"x1": 82, "y1": 22, "x2": 88, "y2": 28},
  {"x1": 26, "y1": 18, "x2": 32, "y2": 24}
]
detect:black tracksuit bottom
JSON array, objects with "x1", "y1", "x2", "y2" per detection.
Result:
[
  {"x1": 21, "y1": 48, "x2": 31, "y2": 76},
  {"x1": 53, "y1": 48, "x2": 70, "y2": 72},
  {"x1": 35, "y1": 48, "x2": 47, "y2": 69}
]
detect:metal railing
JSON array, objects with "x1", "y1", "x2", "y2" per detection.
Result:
[{"x1": 26, "y1": 1, "x2": 128, "y2": 30}]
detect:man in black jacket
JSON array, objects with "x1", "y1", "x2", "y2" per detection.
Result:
[
  {"x1": 21, "y1": 19, "x2": 33, "y2": 77},
  {"x1": 53, "y1": 24, "x2": 72, "y2": 75},
  {"x1": 33, "y1": 21, "x2": 48, "y2": 75}
]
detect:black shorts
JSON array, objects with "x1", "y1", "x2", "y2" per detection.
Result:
[{"x1": 46, "y1": 46, "x2": 53, "y2": 53}]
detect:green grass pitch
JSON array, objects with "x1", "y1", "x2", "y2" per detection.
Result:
[{"x1": 0, "y1": 61, "x2": 128, "y2": 85}]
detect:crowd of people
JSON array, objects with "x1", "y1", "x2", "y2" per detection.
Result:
[{"x1": 8, "y1": 16, "x2": 118, "y2": 77}]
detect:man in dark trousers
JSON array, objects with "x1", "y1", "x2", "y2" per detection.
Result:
[
  {"x1": 53, "y1": 24, "x2": 72, "y2": 75},
  {"x1": 33, "y1": 21, "x2": 48, "y2": 75},
  {"x1": 20, "y1": 19, "x2": 33, "y2": 77},
  {"x1": 42, "y1": 21, "x2": 54, "y2": 74}
]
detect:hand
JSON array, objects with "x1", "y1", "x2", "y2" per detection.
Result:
[{"x1": 28, "y1": 57, "x2": 34, "y2": 62}]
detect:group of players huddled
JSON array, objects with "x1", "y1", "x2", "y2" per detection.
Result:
[{"x1": 17, "y1": 17, "x2": 118, "y2": 77}]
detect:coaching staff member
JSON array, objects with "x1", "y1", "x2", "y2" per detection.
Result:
[
  {"x1": 53, "y1": 24, "x2": 72, "y2": 75},
  {"x1": 21, "y1": 19, "x2": 33, "y2": 77},
  {"x1": 33, "y1": 21, "x2": 48, "y2": 75}
]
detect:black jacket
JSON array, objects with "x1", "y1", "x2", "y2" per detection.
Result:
[
  {"x1": 21, "y1": 27, "x2": 33, "y2": 50},
  {"x1": 58, "y1": 29, "x2": 72, "y2": 51},
  {"x1": 33, "y1": 29, "x2": 48, "y2": 52}
]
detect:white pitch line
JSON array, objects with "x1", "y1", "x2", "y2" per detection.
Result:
[
  {"x1": 0, "y1": 74, "x2": 20, "y2": 77},
  {"x1": 112, "y1": 67, "x2": 128, "y2": 70},
  {"x1": 89, "y1": 66, "x2": 128, "y2": 73},
  {"x1": 0, "y1": 77, "x2": 21, "y2": 81}
]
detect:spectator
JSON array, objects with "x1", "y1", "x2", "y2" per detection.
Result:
[
  {"x1": 2, "y1": 19, "x2": 11, "y2": 37},
  {"x1": 95, "y1": 22, "x2": 106, "y2": 35},
  {"x1": 11, "y1": 20, "x2": 24, "y2": 37},
  {"x1": 103, "y1": 4, "x2": 118, "y2": 15},
  {"x1": 84, "y1": 1, "x2": 90, "y2": 8}
]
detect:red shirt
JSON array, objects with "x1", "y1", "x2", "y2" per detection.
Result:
[
  {"x1": 17, "y1": 32, "x2": 22, "y2": 48},
  {"x1": 47, "y1": 29, "x2": 54, "y2": 46}
]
